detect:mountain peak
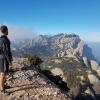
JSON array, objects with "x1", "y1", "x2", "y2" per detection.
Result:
[{"x1": 12, "y1": 33, "x2": 94, "y2": 61}]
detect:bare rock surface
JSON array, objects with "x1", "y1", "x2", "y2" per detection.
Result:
[{"x1": 0, "y1": 58, "x2": 70, "y2": 100}]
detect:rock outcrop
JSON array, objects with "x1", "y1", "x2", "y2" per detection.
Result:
[
  {"x1": 91, "y1": 60, "x2": 100, "y2": 71},
  {"x1": 0, "y1": 58, "x2": 70, "y2": 100},
  {"x1": 51, "y1": 68, "x2": 64, "y2": 76},
  {"x1": 82, "y1": 57, "x2": 91, "y2": 67},
  {"x1": 90, "y1": 60, "x2": 100, "y2": 76}
]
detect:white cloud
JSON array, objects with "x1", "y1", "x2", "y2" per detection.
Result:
[{"x1": 0, "y1": 24, "x2": 38, "y2": 41}]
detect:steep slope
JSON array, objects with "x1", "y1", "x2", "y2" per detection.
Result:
[
  {"x1": 0, "y1": 58, "x2": 69, "y2": 100},
  {"x1": 42, "y1": 57, "x2": 100, "y2": 100}
]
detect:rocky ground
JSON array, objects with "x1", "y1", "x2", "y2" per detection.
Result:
[{"x1": 0, "y1": 58, "x2": 70, "y2": 100}]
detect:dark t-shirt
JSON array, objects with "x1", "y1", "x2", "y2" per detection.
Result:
[{"x1": 0, "y1": 35, "x2": 12, "y2": 62}]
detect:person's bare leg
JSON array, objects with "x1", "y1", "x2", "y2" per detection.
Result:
[{"x1": 0, "y1": 72, "x2": 5, "y2": 91}]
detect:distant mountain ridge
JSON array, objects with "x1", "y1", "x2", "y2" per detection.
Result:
[{"x1": 12, "y1": 33, "x2": 94, "y2": 61}]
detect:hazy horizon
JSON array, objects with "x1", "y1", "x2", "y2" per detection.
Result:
[{"x1": 87, "y1": 42, "x2": 100, "y2": 63}]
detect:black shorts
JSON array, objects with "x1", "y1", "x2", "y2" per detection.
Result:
[{"x1": 0, "y1": 55, "x2": 9, "y2": 73}]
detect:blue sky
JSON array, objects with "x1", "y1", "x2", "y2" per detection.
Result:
[{"x1": 0, "y1": 0, "x2": 100, "y2": 41}]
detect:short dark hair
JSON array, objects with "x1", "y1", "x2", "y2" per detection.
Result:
[{"x1": 0, "y1": 25, "x2": 8, "y2": 34}]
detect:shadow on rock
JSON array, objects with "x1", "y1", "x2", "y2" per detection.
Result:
[
  {"x1": 41, "y1": 70, "x2": 70, "y2": 92},
  {"x1": 75, "y1": 94, "x2": 98, "y2": 100}
]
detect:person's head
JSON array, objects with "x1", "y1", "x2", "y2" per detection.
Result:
[{"x1": 0, "y1": 25, "x2": 8, "y2": 35}]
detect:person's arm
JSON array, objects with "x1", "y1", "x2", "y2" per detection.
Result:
[
  {"x1": 2, "y1": 38, "x2": 13, "y2": 65},
  {"x1": 7, "y1": 39, "x2": 13, "y2": 62}
]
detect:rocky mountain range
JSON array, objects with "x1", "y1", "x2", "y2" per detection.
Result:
[
  {"x1": 11, "y1": 33, "x2": 100, "y2": 80},
  {"x1": 12, "y1": 33, "x2": 99, "y2": 71},
  {"x1": 12, "y1": 33, "x2": 94, "y2": 60}
]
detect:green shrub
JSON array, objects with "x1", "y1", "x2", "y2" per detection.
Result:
[{"x1": 25, "y1": 54, "x2": 43, "y2": 68}]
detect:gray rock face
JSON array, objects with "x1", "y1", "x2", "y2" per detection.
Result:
[
  {"x1": 12, "y1": 33, "x2": 94, "y2": 60},
  {"x1": 91, "y1": 60, "x2": 99, "y2": 71},
  {"x1": 90, "y1": 60, "x2": 100, "y2": 76},
  {"x1": 1, "y1": 58, "x2": 69, "y2": 100},
  {"x1": 82, "y1": 57, "x2": 90, "y2": 67}
]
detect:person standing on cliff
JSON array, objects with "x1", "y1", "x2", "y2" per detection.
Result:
[{"x1": 0, "y1": 25, "x2": 13, "y2": 95}]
